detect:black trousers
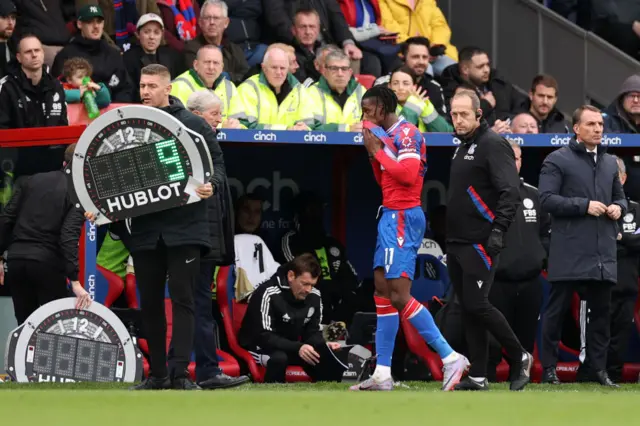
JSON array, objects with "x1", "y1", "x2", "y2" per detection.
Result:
[
  {"x1": 132, "y1": 242, "x2": 201, "y2": 379},
  {"x1": 253, "y1": 342, "x2": 348, "y2": 383},
  {"x1": 7, "y1": 259, "x2": 69, "y2": 324},
  {"x1": 540, "y1": 281, "x2": 611, "y2": 371},
  {"x1": 487, "y1": 277, "x2": 543, "y2": 379},
  {"x1": 607, "y1": 288, "x2": 637, "y2": 381},
  {"x1": 447, "y1": 244, "x2": 524, "y2": 377}
]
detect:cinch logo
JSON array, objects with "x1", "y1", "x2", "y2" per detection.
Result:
[
  {"x1": 506, "y1": 136, "x2": 524, "y2": 145},
  {"x1": 216, "y1": 131, "x2": 227, "y2": 140},
  {"x1": 88, "y1": 274, "x2": 96, "y2": 300},
  {"x1": 87, "y1": 222, "x2": 96, "y2": 241},
  {"x1": 106, "y1": 182, "x2": 181, "y2": 213},
  {"x1": 550, "y1": 135, "x2": 571, "y2": 145},
  {"x1": 601, "y1": 136, "x2": 622, "y2": 145},
  {"x1": 304, "y1": 132, "x2": 326, "y2": 143},
  {"x1": 452, "y1": 137, "x2": 461, "y2": 145},
  {"x1": 353, "y1": 133, "x2": 363, "y2": 144},
  {"x1": 253, "y1": 131, "x2": 277, "y2": 141}
]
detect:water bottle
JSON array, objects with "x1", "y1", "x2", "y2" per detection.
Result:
[{"x1": 82, "y1": 76, "x2": 100, "y2": 119}]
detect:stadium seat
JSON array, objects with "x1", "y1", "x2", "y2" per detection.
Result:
[
  {"x1": 355, "y1": 74, "x2": 376, "y2": 89},
  {"x1": 95, "y1": 266, "x2": 125, "y2": 308},
  {"x1": 216, "y1": 265, "x2": 311, "y2": 383},
  {"x1": 67, "y1": 103, "x2": 132, "y2": 126},
  {"x1": 411, "y1": 253, "x2": 449, "y2": 304}
]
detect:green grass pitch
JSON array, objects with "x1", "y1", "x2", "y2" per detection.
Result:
[{"x1": 1, "y1": 381, "x2": 639, "y2": 426}]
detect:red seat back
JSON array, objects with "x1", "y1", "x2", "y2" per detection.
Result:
[{"x1": 355, "y1": 74, "x2": 376, "y2": 89}]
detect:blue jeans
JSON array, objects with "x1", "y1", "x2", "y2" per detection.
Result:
[
  {"x1": 244, "y1": 43, "x2": 268, "y2": 68},
  {"x1": 168, "y1": 260, "x2": 221, "y2": 381}
]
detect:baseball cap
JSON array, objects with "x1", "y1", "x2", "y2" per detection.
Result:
[
  {"x1": 136, "y1": 13, "x2": 164, "y2": 30},
  {"x1": 77, "y1": 4, "x2": 104, "y2": 21},
  {"x1": 0, "y1": 1, "x2": 17, "y2": 17}
]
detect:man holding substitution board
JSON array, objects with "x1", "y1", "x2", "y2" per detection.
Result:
[{"x1": 85, "y1": 64, "x2": 223, "y2": 390}]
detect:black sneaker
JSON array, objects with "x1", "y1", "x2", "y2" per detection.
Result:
[
  {"x1": 594, "y1": 370, "x2": 620, "y2": 388},
  {"x1": 130, "y1": 376, "x2": 171, "y2": 390},
  {"x1": 172, "y1": 376, "x2": 202, "y2": 390},
  {"x1": 453, "y1": 376, "x2": 489, "y2": 391},
  {"x1": 199, "y1": 373, "x2": 250, "y2": 390},
  {"x1": 541, "y1": 367, "x2": 560, "y2": 384},
  {"x1": 510, "y1": 352, "x2": 533, "y2": 391}
]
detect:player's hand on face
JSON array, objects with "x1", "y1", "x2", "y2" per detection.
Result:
[
  {"x1": 607, "y1": 204, "x2": 622, "y2": 220},
  {"x1": 362, "y1": 128, "x2": 383, "y2": 155},
  {"x1": 327, "y1": 342, "x2": 341, "y2": 351},
  {"x1": 196, "y1": 182, "x2": 214, "y2": 199},
  {"x1": 299, "y1": 344, "x2": 320, "y2": 365},
  {"x1": 71, "y1": 281, "x2": 92, "y2": 310}
]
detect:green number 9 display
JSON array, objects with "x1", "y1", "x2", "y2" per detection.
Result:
[{"x1": 155, "y1": 139, "x2": 185, "y2": 181}]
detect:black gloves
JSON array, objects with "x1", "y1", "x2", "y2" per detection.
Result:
[{"x1": 486, "y1": 228, "x2": 504, "y2": 260}]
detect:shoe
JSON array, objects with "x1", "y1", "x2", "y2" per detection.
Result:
[
  {"x1": 442, "y1": 354, "x2": 470, "y2": 391},
  {"x1": 172, "y1": 376, "x2": 202, "y2": 390},
  {"x1": 541, "y1": 367, "x2": 560, "y2": 384},
  {"x1": 349, "y1": 377, "x2": 394, "y2": 391},
  {"x1": 130, "y1": 376, "x2": 171, "y2": 390},
  {"x1": 510, "y1": 352, "x2": 533, "y2": 391},
  {"x1": 453, "y1": 376, "x2": 489, "y2": 391},
  {"x1": 594, "y1": 370, "x2": 619, "y2": 388},
  {"x1": 199, "y1": 373, "x2": 250, "y2": 390}
]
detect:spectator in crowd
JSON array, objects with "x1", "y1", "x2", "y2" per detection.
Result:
[
  {"x1": 61, "y1": 57, "x2": 111, "y2": 108},
  {"x1": 440, "y1": 46, "x2": 525, "y2": 126},
  {"x1": 309, "y1": 50, "x2": 365, "y2": 132},
  {"x1": 538, "y1": 105, "x2": 626, "y2": 387},
  {"x1": 156, "y1": 0, "x2": 200, "y2": 52},
  {"x1": 606, "y1": 156, "x2": 640, "y2": 382},
  {"x1": 388, "y1": 65, "x2": 452, "y2": 132},
  {"x1": 280, "y1": 191, "x2": 360, "y2": 326},
  {"x1": 265, "y1": 2, "x2": 365, "y2": 74},
  {"x1": 244, "y1": 43, "x2": 300, "y2": 82},
  {"x1": 124, "y1": 13, "x2": 184, "y2": 103},
  {"x1": 0, "y1": 35, "x2": 68, "y2": 177},
  {"x1": 378, "y1": 0, "x2": 457, "y2": 75},
  {"x1": 239, "y1": 254, "x2": 348, "y2": 383},
  {"x1": 172, "y1": 45, "x2": 242, "y2": 128},
  {"x1": 179, "y1": 89, "x2": 250, "y2": 390},
  {"x1": 603, "y1": 74, "x2": 640, "y2": 134},
  {"x1": 510, "y1": 113, "x2": 539, "y2": 134},
  {"x1": 0, "y1": 0, "x2": 16, "y2": 78},
  {"x1": 299, "y1": 43, "x2": 341, "y2": 87},
  {"x1": 13, "y1": 0, "x2": 73, "y2": 67},
  {"x1": 0, "y1": 144, "x2": 91, "y2": 325},
  {"x1": 517, "y1": 75, "x2": 570, "y2": 134},
  {"x1": 78, "y1": 0, "x2": 161, "y2": 51},
  {"x1": 487, "y1": 141, "x2": 550, "y2": 381},
  {"x1": 337, "y1": 0, "x2": 402, "y2": 77},
  {"x1": 235, "y1": 47, "x2": 314, "y2": 130},
  {"x1": 225, "y1": 0, "x2": 268, "y2": 67},
  {"x1": 52, "y1": 5, "x2": 134, "y2": 102},
  {"x1": 184, "y1": 0, "x2": 249, "y2": 85},
  {"x1": 375, "y1": 37, "x2": 447, "y2": 117},
  {"x1": 85, "y1": 64, "x2": 220, "y2": 390}
]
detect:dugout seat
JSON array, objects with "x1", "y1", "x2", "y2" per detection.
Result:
[
  {"x1": 216, "y1": 265, "x2": 312, "y2": 383},
  {"x1": 410, "y1": 253, "x2": 449, "y2": 304},
  {"x1": 355, "y1": 74, "x2": 376, "y2": 89},
  {"x1": 95, "y1": 266, "x2": 125, "y2": 308}
]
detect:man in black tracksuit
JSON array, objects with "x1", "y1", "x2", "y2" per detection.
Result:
[
  {"x1": 607, "y1": 156, "x2": 639, "y2": 382},
  {"x1": 279, "y1": 191, "x2": 360, "y2": 326},
  {"x1": 51, "y1": 5, "x2": 133, "y2": 102},
  {"x1": 487, "y1": 142, "x2": 550, "y2": 380},
  {"x1": 238, "y1": 254, "x2": 348, "y2": 383},
  {"x1": 0, "y1": 144, "x2": 91, "y2": 324},
  {"x1": 539, "y1": 105, "x2": 627, "y2": 387},
  {"x1": 0, "y1": 34, "x2": 68, "y2": 177},
  {"x1": 446, "y1": 91, "x2": 531, "y2": 391}
]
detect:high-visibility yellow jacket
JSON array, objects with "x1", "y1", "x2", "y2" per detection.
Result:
[
  {"x1": 171, "y1": 69, "x2": 242, "y2": 123},
  {"x1": 234, "y1": 72, "x2": 314, "y2": 130},
  {"x1": 309, "y1": 77, "x2": 365, "y2": 131},
  {"x1": 397, "y1": 95, "x2": 453, "y2": 133}
]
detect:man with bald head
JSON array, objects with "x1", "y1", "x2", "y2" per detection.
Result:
[
  {"x1": 510, "y1": 113, "x2": 539, "y2": 134},
  {"x1": 236, "y1": 46, "x2": 314, "y2": 130},
  {"x1": 171, "y1": 45, "x2": 242, "y2": 128}
]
